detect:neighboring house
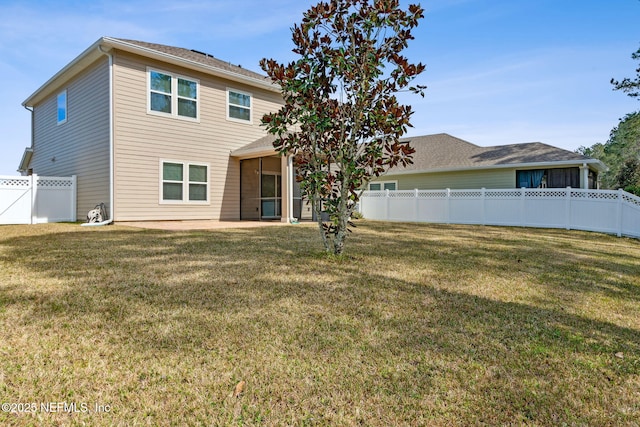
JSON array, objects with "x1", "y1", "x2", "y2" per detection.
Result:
[
  {"x1": 369, "y1": 133, "x2": 607, "y2": 191},
  {"x1": 19, "y1": 37, "x2": 299, "y2": 222}
]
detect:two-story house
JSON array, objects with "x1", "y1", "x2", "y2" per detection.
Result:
[
  {"x1": 19, "y1": 37, "x2": 606, "y2": 225},
  {"x1": 19, "y1": 37, "x2": 301, "y2": 223}
]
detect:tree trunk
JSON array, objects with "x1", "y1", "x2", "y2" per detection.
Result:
[
  {"x1": 312, "y1": 194, "x2": 330, "y2": 252},
  {"x1": 331, "y1": 177, "x2": 351, "y2": 255},
  {"x1": 332, "y1": 210, "x2": 349, "y2": 255}
]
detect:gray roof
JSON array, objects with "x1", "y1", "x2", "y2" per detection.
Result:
[
  {"x1": 24, "y1": 36, "x2": 277, "y2": 107},
  {"x1": 112, "y1": 38, "x2": 270, "y2": 83},
  {"x1": 232, "y1": 132, "x2": 605, "y2": 171},
  {"x1": 393, "y1": 133, "x2": 606, "y2": 173},
  {"x1": 231, "y1": 134, "x2": 279, "y2": 158}
]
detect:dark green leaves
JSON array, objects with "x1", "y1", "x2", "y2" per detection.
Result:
[{"x1": 260, "y1": 0, "x2": 426, "y2": 254}]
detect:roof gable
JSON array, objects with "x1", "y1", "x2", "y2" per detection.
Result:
[
  {"x1": 23, "y1": 36, "x2": 277, "y2": 107},
  {"x1": 110, "y1": 38, "x2": 269, "y2": 83}
]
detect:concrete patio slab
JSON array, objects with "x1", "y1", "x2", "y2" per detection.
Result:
[{"x1": 116, "y1": 220, "x2": 289, "y2": 231}]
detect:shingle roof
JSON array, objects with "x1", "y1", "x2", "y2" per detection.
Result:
[
  {"x1": 394, "y1": 133, "x2": 605, "y2": 173},
  {"x1": 231, "y1": 132, "x2": 606, "y2": 171},
  {"x1": 111, "y1": 38, "x2": 270, "y2": 83},
  {"x1": 231, "y1": 134, "x2": 278, "y2": 158},
  {"x1": 232, "y1": 132, "x2": 604, "y2": 170},
  {"x1": 23, "y1": 36, "x2": 278, "y2": 107}
]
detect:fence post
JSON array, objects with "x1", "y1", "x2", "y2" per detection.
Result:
[
  {"x1": 414, "y1": 188, "x2": 419, "y2": 222},
  {"x1": 446, "y1": 188, "x2": 451, "y2": 224},
  {"x1": 71, "y1": 175, "x2": 77, "y2": 222},
  {"x1": 30, "y1": 174, "x2": 37, "y2": 224},
  {"x1": 565, "y1": 186, "x2": 571, "y2": 230},
  {"x1": 617, "y1": 189, "x2": 623, "y2": 237},
  {"x1": 385, "y1": 188, "x2": 390, "y2": 221},
  {"x1": 520, "y1": 187, "x2": 525, "y2": 226},
  {"x1": 481, "y1": 188, "x2": 486, "y2": 225}
]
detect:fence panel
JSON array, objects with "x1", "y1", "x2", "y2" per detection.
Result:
[
  {"x1": 483, "y1": 189, "x2": 521, "y2": 226},
  {"x1": 33, "y1": 176, "x2": 77, "y2": 223},
  {"x1": 0, "y1": 175, "x2": 76, "y2": 225},
  {"x1": 360, "y1": 187, "x2": 640, "y2": 239},
  {"x1": 0, "y1": 176, "x2": 32, "y2": 224}
]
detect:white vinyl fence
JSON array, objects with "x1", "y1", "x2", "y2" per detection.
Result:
[
  {"x1": 360, "y1": 187, "x2": 640, "y2": 239},
  {"x1": 0, "y1": 175, "x2": 77, "y2": 225}
]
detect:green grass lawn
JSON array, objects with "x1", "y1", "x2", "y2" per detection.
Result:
[{"x1": 0, "y1": 221, "x2": 638, "y2": 426}]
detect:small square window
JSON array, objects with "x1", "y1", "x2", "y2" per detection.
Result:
[{"x1": 227, "y1": 89, "x2": 252, "y2": 123}]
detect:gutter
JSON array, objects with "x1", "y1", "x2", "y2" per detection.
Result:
[
  {"x1": 18, "y1": 105, "x2": 35, "y2": 174},
  {"x1": 24, "y1": 104, "x2": 34, "y2": 148},
  {"x1": 98, "y1": 43, "x2": 115, "y2": 223}
]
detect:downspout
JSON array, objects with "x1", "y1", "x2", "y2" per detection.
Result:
[
  {"x1": 98, "y1": 43, "x2": 115, "y2": 224},
  {"x1": 23, "y1": 105, "x2": 34, "y2": 174},
  {"x1": 288, "y1": 155, "x2": 294, "y2": 222}
]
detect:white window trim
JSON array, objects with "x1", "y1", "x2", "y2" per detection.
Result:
[
  {"x1": 226, "y1": 87, "x2": 253, "y2": 124},
  {"x1": 57, "y1": 90, "x2": 67, "y2": 125},
  {"x1": 368, "y1": 180, "x2": 398, "y2": 191},
  {"x1": 159, "y1": 159, "x2": 210, "y2": 205},
  {"x1": 147, "y1": 67, "x2": 200, "y2": 122}
]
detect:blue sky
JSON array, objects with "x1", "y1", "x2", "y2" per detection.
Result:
[{"x1": 0, "y1": 0, "x2": 638, "y2": 175}]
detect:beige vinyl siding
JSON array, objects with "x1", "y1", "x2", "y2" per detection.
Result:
[
  {"x1": 111, "y1": 51, "x2": 283, "y2": 221},
  {"x1": 383, "y1": 168, "x2": 516, "y2": 190},
  {"x1": 29, "y1": 57, "x2": 111, "y2": 219}
]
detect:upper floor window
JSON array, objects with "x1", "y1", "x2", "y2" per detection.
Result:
[
  {"x1": 57, "y1": 90, "x2": 67, "y2": 124},
  {"x1": 227, "y1": 88, "x2": 252, "y2": 123},
  {"x1": 148, "y1": 69, "x2": 198, "y2": 120}
]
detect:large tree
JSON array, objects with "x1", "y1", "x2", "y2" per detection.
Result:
[
  {"x1": 611, "y1": 45, "x2": 640, "y2": 99},
  {"x1": 260, "y1": 0, "x2": 426, "y2": 255},
  {"x1": 577, "y1": 112, "x2": 640, "y2": 192}
]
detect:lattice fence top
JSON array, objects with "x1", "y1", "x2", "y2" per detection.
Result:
[
  {"x1": 0, "y1": 177, "x2": 30, "y2": 187},
  {"x1": 623, "y1": 192, "x2": 640, "y2": 207},
  {"x1": 417, "y1": 191, "x2": 447, "y2": 198},
  {"x1": 485, "y1": 190, "x2": 521, "y2": 198},
  {"x1": 388, "y1": 191, "x2": 416, "y2": 198},
  {"x1": 570, "y1": 190, "x2": 618, "y2": 200},
  {"x1": 37, "y1": 178, "x2": 74, "y2": 188},
  {"x1": 523, "y1": 189, "x2": 563, "y2": 198},
  {"x1": 362, "y1": 188, "x2": 640, "y2": 208},
  {"x1": 451, "y1": 190, "x2": 482, "y2": 198},
  {"x1": 361, "y1": 191, "x2": 387, "y2": 198},
  {"x1": 0, "y1": 176, "x2": 75, "y2": 188}
]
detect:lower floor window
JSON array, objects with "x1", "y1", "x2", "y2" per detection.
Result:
[
  {"x1": 161, "y1": 160, "x2": 209, "y2": 203},
  {"x1": 368, "y1": 181, "x2": 397, "y2": 191},
  {"x1": 516, "y1": 168, "x2": 581, "y2": 189}
]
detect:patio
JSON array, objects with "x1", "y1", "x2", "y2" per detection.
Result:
[{"x1": 116, "y1": 220, "x2": 290, "y2": 231}]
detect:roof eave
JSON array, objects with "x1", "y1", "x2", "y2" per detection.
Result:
[
  {"x1": 230, "y1": 147, "x2": 279, "y2": 159},
  {"x1": 100, "y1": 37, "x2": 279, "y2": 93},
  {"x1": 23, "y1": 36, "x2": 280, "y2": 107},
  {"x1": 23, "y1": 38, "x2": 105, "y2": 107},
  {"x1": 384, "y1": 158, "x2": 608, "y2": 176},
  {"x1": 17, "y1": 147, "x2": 34, "y2": 173}
]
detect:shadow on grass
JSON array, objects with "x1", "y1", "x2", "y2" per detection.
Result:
[{"x1": 0, "y1": 222, "x2": 639, "y2": 424}]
